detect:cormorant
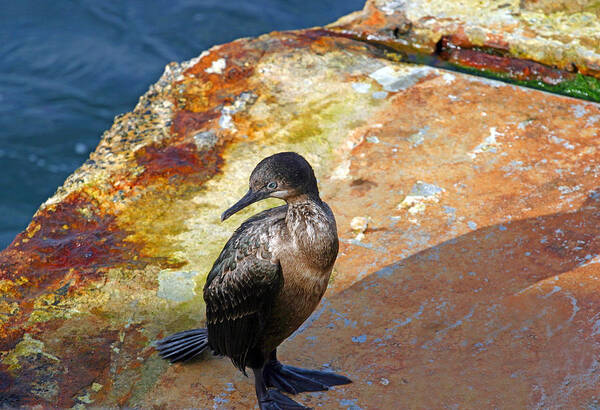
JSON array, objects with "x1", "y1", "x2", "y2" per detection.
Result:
[{"x1": 155, "y1": 152, "x2": 351, "y2": 409}]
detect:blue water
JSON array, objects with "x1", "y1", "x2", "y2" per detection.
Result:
[{"x1": 0, "y1": 0, "x2": 363, "y2": 249}]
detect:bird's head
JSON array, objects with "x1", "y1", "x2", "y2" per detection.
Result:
[{"x1": 221, "y1": 152, "x2": 319, "y2": 221}]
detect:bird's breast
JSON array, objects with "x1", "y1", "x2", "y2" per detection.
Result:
[
  {"x1": 261, "y1": 204, "x2": 338, "y2": 352},
  {"x1": 261, "y1": 253, "x2": 332, "y2": 353}
]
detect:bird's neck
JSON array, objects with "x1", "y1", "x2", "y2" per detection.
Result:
[
  {"x1": 285, "y1": 194, "x2": 334, "y2": 237},
  {"x1": 285, "y1": 194, "x2": 327, "y2": 229},
  {"x1": 285, "y1": 192, "x2": 321, "y2": 207}
]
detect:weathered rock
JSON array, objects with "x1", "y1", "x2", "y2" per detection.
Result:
[
  {"x1": 1, "y1": 1, "x2": 600, "y2": 408},
  {"x1": 330, "y1": 0, "x2": 600, "y2": 101},
  {"x1": 521, "y1": 0, "x2": 600, "y2": 16}
]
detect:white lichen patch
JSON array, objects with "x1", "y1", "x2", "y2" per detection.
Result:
[
  {"x1": 572, "y1": 104, "x2": 588, "y2": 118},
  {"x1": 442, "y1": 72, "x2": 456, "y2": 84},
  {"x1": 558, "y1": 185, "x2": 582, "y2": 196},
  {"x1": 350, "y1": 216, "x2": 369, "y2": 241},
  {"x1": 205, "y1": 58, "x2": 227, "y2": 74},
  {"x1": 379, "y1": 0, "x2": 406, "y2": 16},
  {"x1": 517, "y1": 119, "x2": 533, "y2": 129},
  {"x1": 351, "y1": 82, "x2": 372, "y2": 93},
  {"x1": 219, "y1": 114, "x2": 235, "y2": 130},
  {"x1": 372, "y1": 91, "x2": 388, "y2": 99},
  {"x1": 408, "y1": 126, "x2": 430, "y2": 147},
  {"x1": 548, "y1": 135, "x2": 575, "y2": 150},
  {"x1": 157, "y1": 270, "x2": 199, "y2": 303},
  {"x1": 219, "y1": 92, "x2": 258, "y2": 131},
  {"x1": 369, "y1": 65, "x2": 432, "y2": 92},
  {"x1": 331, "y1": 160, "x2": 351, "y2": 180},
  {"x1": 468, "y1": 127, "x2": 503, "y2": 158},
  {"x1": 192, "y1": 131, "x2": 218, "y2": 151},
  {"x1": 351, "y1": 216, "x2": 369, "y2": 231},
  {"x1": 398, "y1": 181, "x2": 445, "y2": 214}
]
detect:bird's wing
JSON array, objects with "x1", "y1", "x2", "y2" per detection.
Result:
[{"x1": 203, "y1": 206, "x2": 286, "y2": 372}]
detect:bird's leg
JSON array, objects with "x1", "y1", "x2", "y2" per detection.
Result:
[
  {"x1": 252, "y1": 367, "x2": 307, "y2": 409},
  {"x1": 263, "y1": 349, "x2": 352, "y2": 395}
]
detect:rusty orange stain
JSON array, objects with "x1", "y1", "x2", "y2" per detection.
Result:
[
  {"x1": 134, "y1": 141, "x2": 225, "y2": 186},
  {"x1": 0, "y1": 191, "x2": 144, "y2": 351},
  {"x1": 171, "y1": 109, "x2": 219, "y2": 139},
  {"x1": 439, "y1": 36, "x2": 570, "y2": 84}
]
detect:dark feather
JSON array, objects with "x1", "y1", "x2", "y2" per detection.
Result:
[
  {"x1": 154, "y1": 328, "x2": 209, "y2": 363},
  {"x1": 204, "y1": 206, "x2": 286, "y2": 373}
]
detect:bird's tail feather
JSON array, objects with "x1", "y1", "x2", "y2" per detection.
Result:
[{"x1": 155, "y1": 328, "x2": 209, "y2": 363}]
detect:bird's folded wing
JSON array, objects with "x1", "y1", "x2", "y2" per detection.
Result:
[{"x1": 204, "y1": 213, "x2": 284, "y2": 372}]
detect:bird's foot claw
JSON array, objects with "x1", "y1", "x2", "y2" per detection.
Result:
[
  {"x1": 259, "y1": 389, "x2": 308, "y2": 409},
  {"x1": 263, "y1": 361, "x2": 352, "y2": 395}
]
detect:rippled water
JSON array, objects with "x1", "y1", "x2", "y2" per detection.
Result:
[{"x1": 0, "y1": 0, "x2": 363, "y2": 249}]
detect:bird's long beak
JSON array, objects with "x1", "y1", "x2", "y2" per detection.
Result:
[{"x1": 221, "y1": 189, "x2": 267, "y2": 221}]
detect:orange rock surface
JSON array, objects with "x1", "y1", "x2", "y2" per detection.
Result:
[{"x1": 1, "y1": 1, "x2": 600, "y2": 408}]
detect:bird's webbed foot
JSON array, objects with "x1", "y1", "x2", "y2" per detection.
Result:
[
  {"x1": 263, "y1": 358, "x2": 352, "y2": 395},
  {"x1": 258, "y1": 389, "x2": 308, "y2": 410},
  {"x1": 254, "y1": 366, "x2": 308, "y2": 409}
]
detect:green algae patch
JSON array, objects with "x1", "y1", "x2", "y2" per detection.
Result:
[
  {"x1": 553, "y1": 73, "x2": 600, "y2": 101},
  {"x1": 449, "y1": 63, "x2": 600, "y2": 102}
]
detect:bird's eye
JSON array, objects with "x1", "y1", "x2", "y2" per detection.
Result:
[{"x1": 267, "y1": 182, "x2": 278, "y2": 190}]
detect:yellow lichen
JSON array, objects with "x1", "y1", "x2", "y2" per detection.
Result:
[
  {"x1": 0, "y1": 301, "x2": 19, "y2": 324},
  {"x1": 0, "y1": 277, "x2": 28, "y2": 298},
  {"x1": 27, "y1": 222, "x2": 41, "y2": 238},
  {"x1": 2, "y1": 333, "x2": 60, "y2": 372},
  {"x1": 28, "y1": 293, "x2": 72, "y2": 324},
  {"x1": 178, "y1": 79, "x2": 213, "y2": 112}
]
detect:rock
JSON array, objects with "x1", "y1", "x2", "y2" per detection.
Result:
[
  {"x1": 521, "y1": 0, "x2": 600, "y2": 16},
  {"x1": 398, "y1": 181, "x2": 445, "y2": 215},
  {"x1": 330, "y1": 0, "x2": 600, "y2": 101},
  {"x1": 350, "y1": 216, "x2": 369, "y2": 231},
  {"x1": 1, "y1": 1, "x2": 600, "y2": 408}
]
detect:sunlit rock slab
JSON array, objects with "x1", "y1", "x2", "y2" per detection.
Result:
[
  {"x1": 1, "y1": 20, "x2": 599, "y2": 410},
  {"x1": 143, "y1": 68, "x2": 600, "y2": 408}
]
